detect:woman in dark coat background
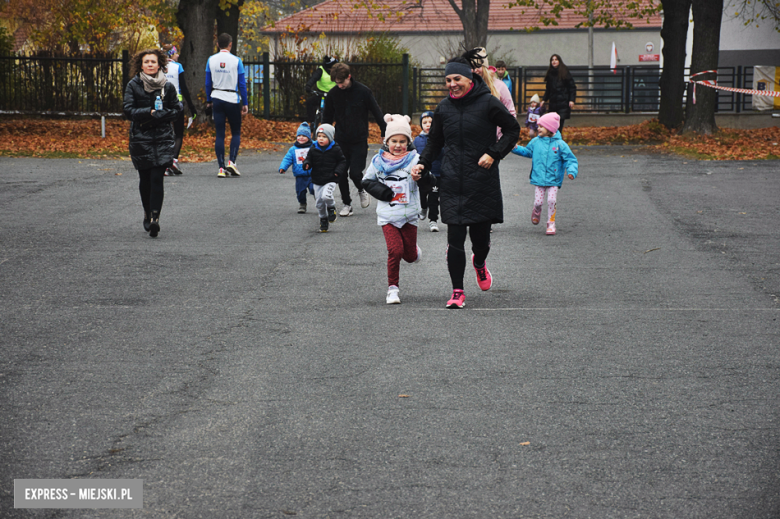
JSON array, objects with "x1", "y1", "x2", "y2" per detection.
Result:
[
  {"x1": 541, "y1": 54, "x2": 577, "y2": 132},
  {"x1": 123, "y1": 48, "x2": 181, "y2": 237},
  {"x1": 413, "y1": 57, "x2": 520, "y2": 309}
]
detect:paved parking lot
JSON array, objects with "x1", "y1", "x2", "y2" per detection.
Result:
[{"x1": 1, "y1": 148, "x2": 778, "y2": 518}]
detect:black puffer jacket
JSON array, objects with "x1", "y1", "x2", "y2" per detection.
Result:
[
  {"x1": 418, "y1": 75, "x2": 521, "y2": 225},
  {"x1": 302, "y1": 141, "x2": 347, "y2": 184},
  {"x1": 123, "y1": 76, "x2": 181, "y2": 170},
  {"x1": 542, "y1": 69, "x2": 577, "y2": 120}
]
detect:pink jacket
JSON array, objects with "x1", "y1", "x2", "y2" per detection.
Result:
[{"x1": 494, "y1": 79, "x2": 516, "y2": 140}]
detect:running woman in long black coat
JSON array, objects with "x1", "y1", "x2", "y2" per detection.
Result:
[{"x1": 413, "y1": 58, "x2": 520, "y2": 309}]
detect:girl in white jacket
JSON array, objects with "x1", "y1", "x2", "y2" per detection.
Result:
[{"x1": 362, "y1": 114, "x2": 434, "y2": 304}]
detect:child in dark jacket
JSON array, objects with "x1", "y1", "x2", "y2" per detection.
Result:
[
  {"x1": 302, "y1": 124, "x2": 347, "y2": 233},
  {"x1": 279, "y1": 122, "x2": 314, "y2": 213},
  {"x1": 412, "y1": 111, "x2": 443, "y2": 232}
]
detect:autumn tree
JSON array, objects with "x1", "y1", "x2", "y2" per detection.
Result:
[
  {"x1": 2, "y1": 0, "x2": 177, "y2": 55},
  {"x1": 730, "y1": 0, "x2": 780, "y2": 30},
  {"x1": 682, "y1": 0, "x2": 723, "y2": 135}
]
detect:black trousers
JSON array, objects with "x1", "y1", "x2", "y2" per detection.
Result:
[
  {"x1": 338, "y1": 141, "x2": 368, "y2": 206},
  {"x1": 138, "y1": 166, "x2": 165, "y2": 215},
  {"x1": 446, "y1": 222, "x2": 492, "y2": 290},
  {"x1": 173, "y1": 111, "x2": 185, "y2": 159}
]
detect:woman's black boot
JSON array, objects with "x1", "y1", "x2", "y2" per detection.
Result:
[{"x1": 149, "y1": 211, "x2": 160, "y2": 237}]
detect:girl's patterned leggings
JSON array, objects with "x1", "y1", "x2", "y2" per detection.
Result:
[{"x1": 534, "y1": 186, "x2": 558, "y2": 223}]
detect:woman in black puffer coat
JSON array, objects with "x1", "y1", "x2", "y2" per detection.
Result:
[
  {"x1": 415, "y1": 58, "x2": 520, "y2": 308},
  {"x1": 541, "y1": 54, "x2": 577, "y2": 132},
  {"x1": 123, "y1": 48, "x2": 181, "y2": 237}
]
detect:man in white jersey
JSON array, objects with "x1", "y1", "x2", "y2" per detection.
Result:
[{"x1": 205, "y1": 33, "x2": 249, "y2": 178}]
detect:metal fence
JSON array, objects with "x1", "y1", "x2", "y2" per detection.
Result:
[
  {"x1": 0, "y1": 52, "x2": 127, "y2": 115},
  {"x1": 0, "y1": 51, "x2": 762, "y2": 118},
  {"x1": 413, "y1": 65, "x2": 757, "y2": 114},
  {"x1": 243, "y1": 55, "x2": 410, "y2": 119}
]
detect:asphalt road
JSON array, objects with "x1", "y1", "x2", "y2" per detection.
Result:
[{"x1": 1, "y1": 147, "x2": 778, "y2": 518}]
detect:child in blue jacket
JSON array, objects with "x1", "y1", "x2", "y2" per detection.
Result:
[
  {"x1": 511, "y1": 112, "x2": 578, "y2": 235},
  {"x1": 412, "y1": 111, "x2": 443, "y2": 232},
  {"x1": 279, "y1": 122, "x2": 314, "y2": 213}
]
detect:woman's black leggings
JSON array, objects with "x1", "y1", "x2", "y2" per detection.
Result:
[
  {"x1": 446, "y1": 222, "x2": 492, "y2": 290},
  {"x1": 138, "y1": 166, "x2": 165, "y2": 215}
]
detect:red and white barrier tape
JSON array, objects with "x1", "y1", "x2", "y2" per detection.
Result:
[{"x1": 689, "y1": 69, "x2": 780, "y2": 103}]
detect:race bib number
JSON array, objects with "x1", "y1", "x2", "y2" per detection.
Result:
[
  {"x1": 294, "y1": 148, "x2": 310, "y2": 164},
  {"x1": 385, "y1": 179, "x2": 410, "y2": 204},
  {"x1": 528, "y1": 113, "x2": 539, "y2": 123}
]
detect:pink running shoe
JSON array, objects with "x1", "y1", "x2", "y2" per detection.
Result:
[
  {"x1": 472, "y1": 254, "x2": 493, "y2": 291},
  {"x1": 531, "y1": 205, "x2": 542, "y2": 225},
  {"x1": 446, "y1": 289, "x2": 466, "y2": 309},
  {"x1": 546, "y1": 222, "x2": 556, "y2": 235}
]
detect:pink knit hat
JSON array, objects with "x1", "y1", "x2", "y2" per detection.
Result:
[
  {"x1": 383, "y1": 114, "x2": 412, "y2": 144},
  {"x1": 538, "y1": 112, "x2": 560, "y2": 134}
]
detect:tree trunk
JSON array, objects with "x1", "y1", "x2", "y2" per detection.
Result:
[
  {"x1": 216, "y1": 0, "x2": 244, "y2": 55},
  {"x1": 446, "y1": 0, "x2": 490, "y2": 50},
  {"x1": 177, "y1": 0, "x2": 219, "y2": 120},
  {"x1": 683, "y1": 0, "x2": 723, "y2": 135},
  {"x1": 658, "y1": 0, "x2": 691, "y2": 129}
]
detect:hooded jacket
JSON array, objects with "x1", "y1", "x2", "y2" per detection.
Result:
[
  {"x1": 123, "y1": 76, "x2": 181, "y2": 170},
  {"x1": 279, "y1": 140, "x2": 313, "y2": 177},
  {"x1": 511, "y1": 131, "x2": 578, "y2": 187},
  {"x1": 302, "y1": 140, "x2": 347, "y2": 185},
  {"x1": 417, "y1": 75, "x2": 521, "y2": 225}
]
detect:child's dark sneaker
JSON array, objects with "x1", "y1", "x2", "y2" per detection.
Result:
[
  {"x1": 446, "y1": 289, "x2": 465, "y2": 309},
  {"x1": 327, "y1": 206, "x2": 337, "y2": 223},
  {"x1": 298, "y1": 203, "x2": 307, "y2": 214},
  {"x1": 319, "y1": 218, "x2": 329, "y2": 233}
]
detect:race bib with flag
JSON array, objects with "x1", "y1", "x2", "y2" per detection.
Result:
[{"x1": 294, "y1": 147, "x2": 310, "y2": 165}]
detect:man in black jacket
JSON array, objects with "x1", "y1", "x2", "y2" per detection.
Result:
[{"x1": 323, "y1": 63, "x2": 387, "y2": 216}]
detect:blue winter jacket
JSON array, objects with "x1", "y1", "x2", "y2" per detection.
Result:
[
  {"x1": 412, "y1": 133, "x2": 442, "y2": 177},
  {"x1": 279, "y1": 141, "x2": 313, "y2": 177},
  {"x1": 511, "y1": 131, "x2": 578, "y2": 187}
]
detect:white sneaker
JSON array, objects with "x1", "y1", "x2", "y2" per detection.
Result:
[
  {"x1": 413, "y1": 245, "x2": 422, "y2": 264},
  {"x1": 429, "y1": 221, "x2": 439, "y2": 232},
  {"x1": 339, "y1": 205, "x2": 353, "y2": 217},
  {"x1": 359, "y1": 190, "x2": 370, "y2": 208},
  {"x1": 419, "y1": 207, "x2": 428, "y2": 220},
  {"x1": 386, "y1": 286, "x2": 401, "y2": 304}
]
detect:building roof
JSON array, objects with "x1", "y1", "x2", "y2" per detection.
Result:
[{"x1": 263, "y1": 0, "x2": 663, "y2": 34}]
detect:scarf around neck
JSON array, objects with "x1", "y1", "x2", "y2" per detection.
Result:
[
  {"x1": 140, "y1": 70, "x2": 167, "y2": 93},
  {"x1": 373, "y1": 150, "x2": 417, "y2": 174}
]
